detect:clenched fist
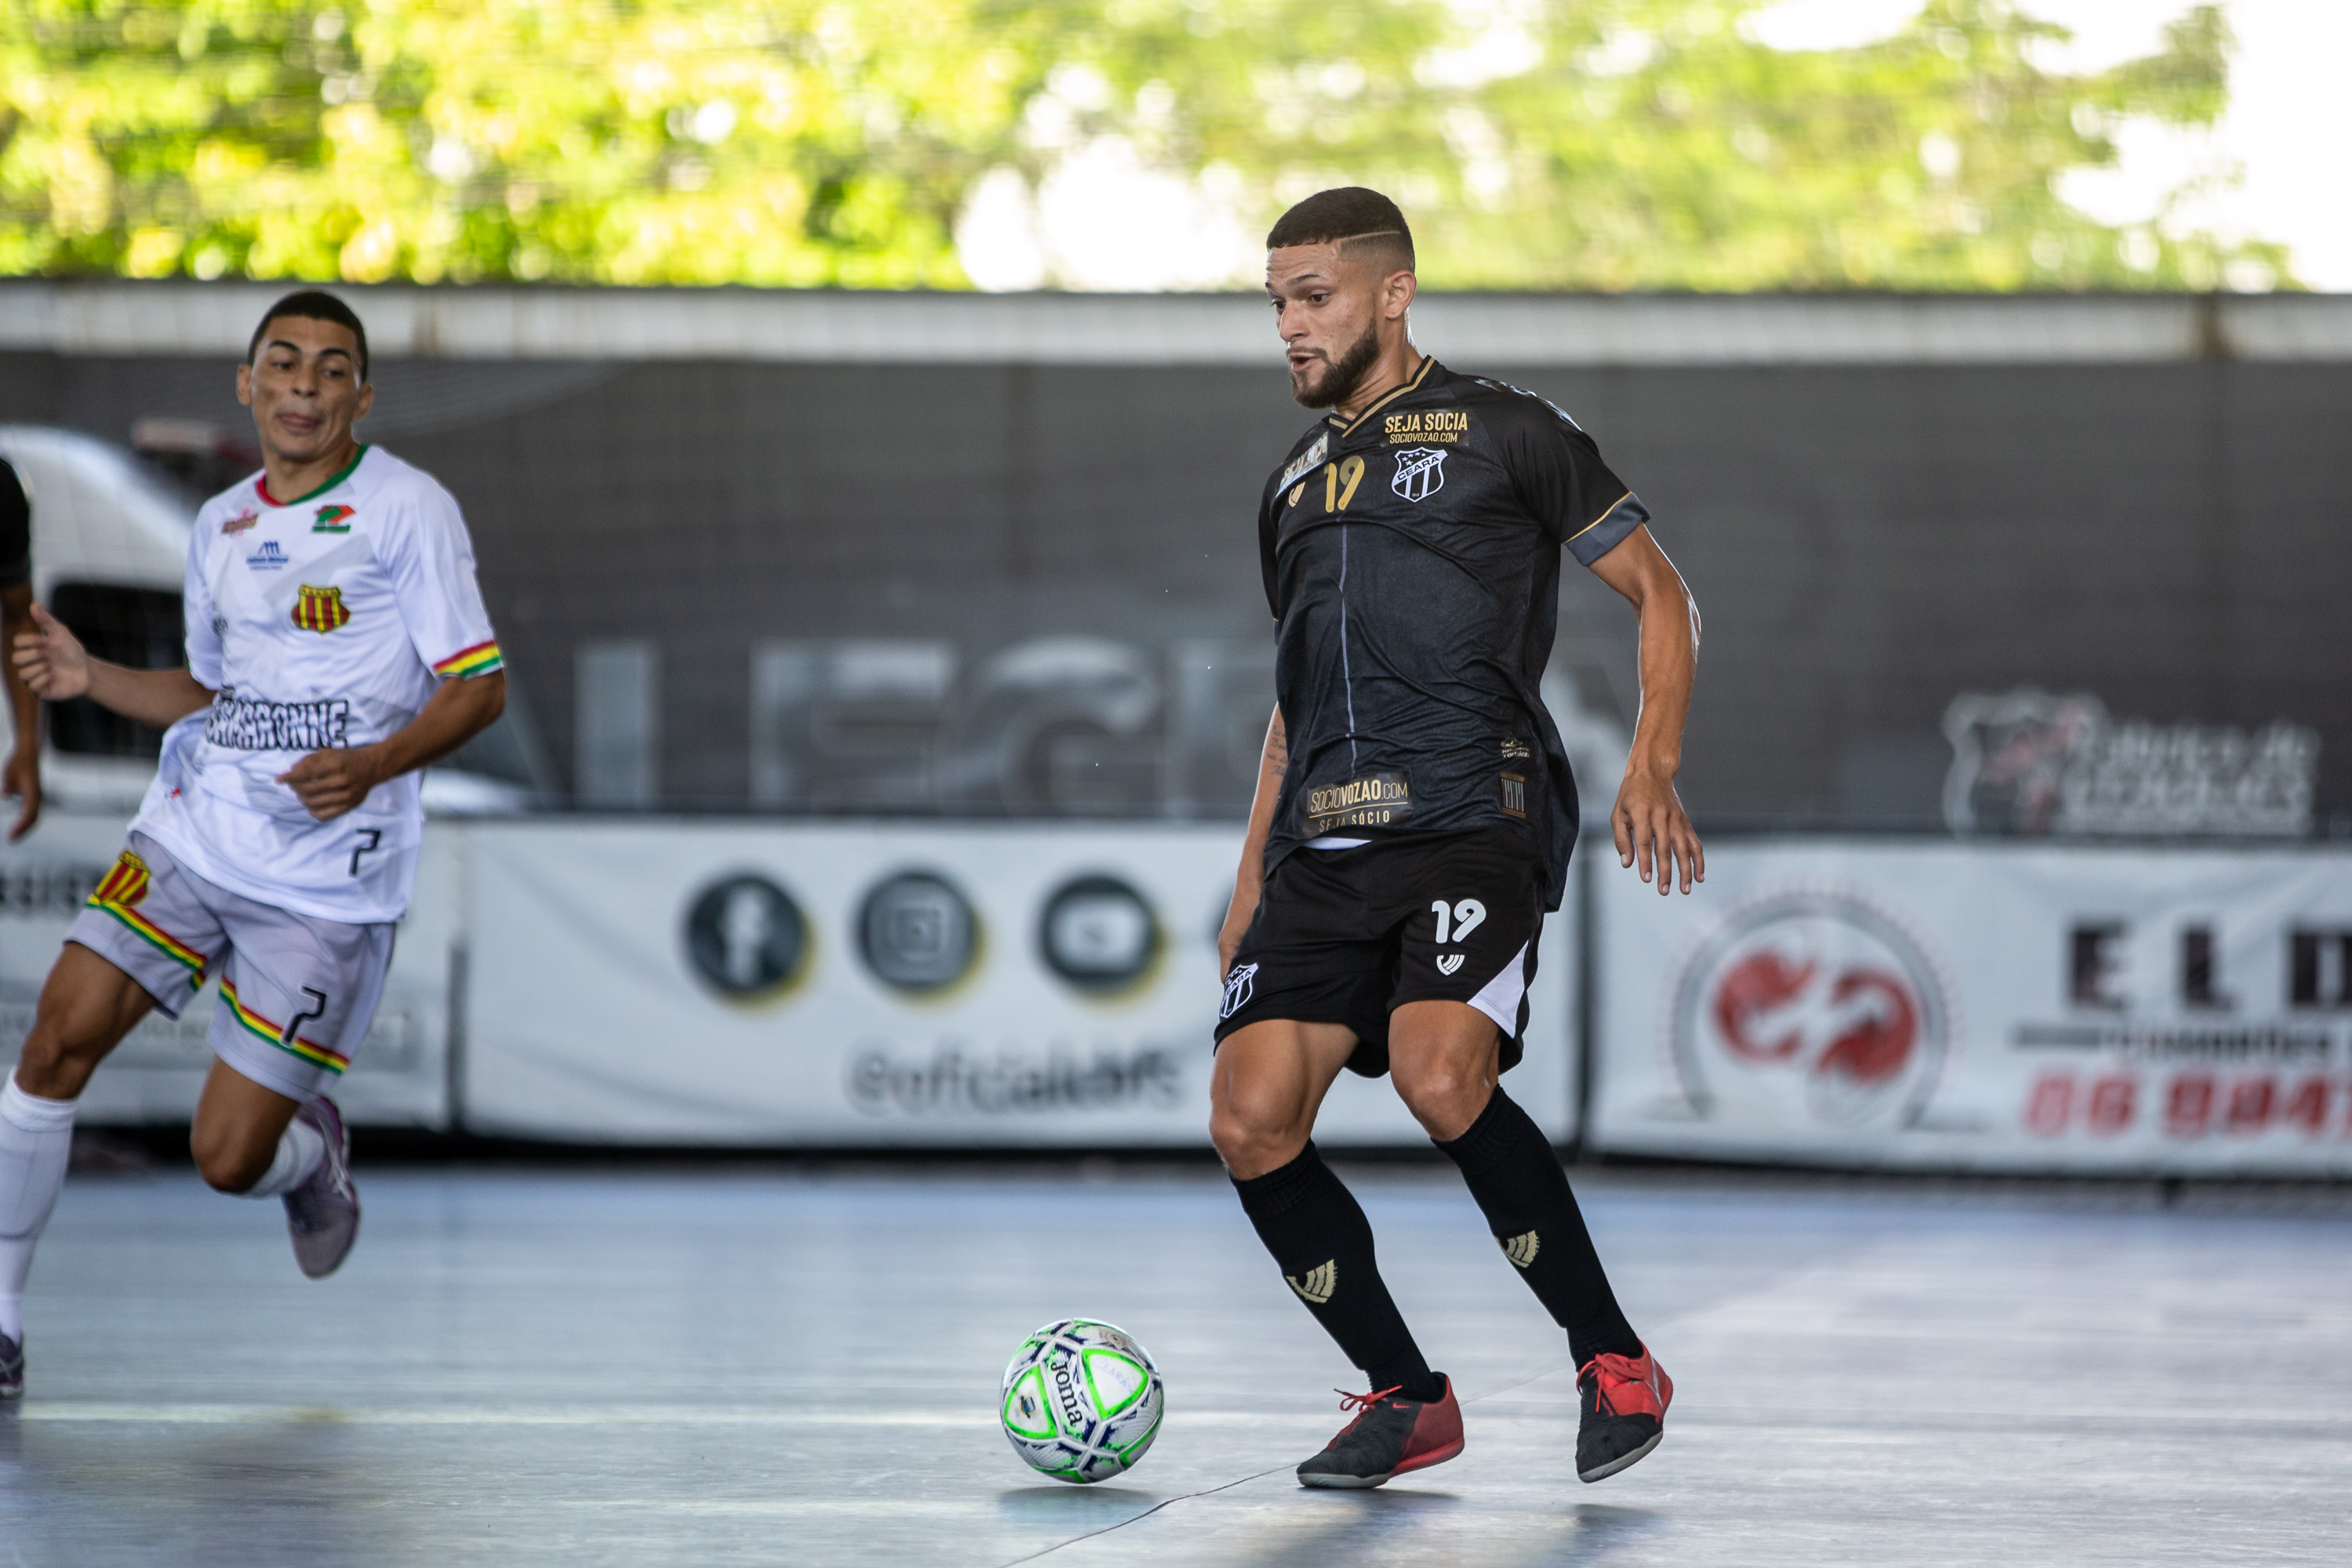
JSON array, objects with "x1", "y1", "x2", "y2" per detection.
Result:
[{"x1": 277, "y1": 746, "x2": 390, "y2": 822}]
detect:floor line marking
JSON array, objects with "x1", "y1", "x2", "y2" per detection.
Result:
[
  {"x1": 10, "y1": 1404, "x2": 1002, "y2": 1428},
  {"x1": 994, "y1": 1465, "x2": 1290, "y2": 1568},
  {"x1": 10, "y1": 1403, "x2": 1359, "y2": 1428}
]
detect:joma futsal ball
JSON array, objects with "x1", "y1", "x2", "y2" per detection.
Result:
[{"x1": 999, "y1": 1319, "x2": 1165, "y2": 1483}]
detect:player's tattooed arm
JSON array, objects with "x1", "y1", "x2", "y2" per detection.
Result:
[
  {"x1": 2, "y1": 582, "x2": 43, "y2": 840},
  {"x1": 1218, "y1": 704, "x2": 1287, "y2": 975},
  {"x1": 1588, "y1": 524, "x2": 1705, "y2": 896}
]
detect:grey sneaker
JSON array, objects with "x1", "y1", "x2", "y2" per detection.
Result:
[
  {"x1": 1, "y1": 1330, "x2": 22, "y2": 1400},
  {"x1": 282, "y1": 1095, "x2": 360, "y2": 1279}
]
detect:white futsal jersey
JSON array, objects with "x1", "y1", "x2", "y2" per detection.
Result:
[{"x1": 128, "y1": 445, "x2": 503, "y2": 924}]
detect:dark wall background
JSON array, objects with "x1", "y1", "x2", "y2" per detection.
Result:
[{"x1": 2, "y1": 347, "x2": 2344, "y2": 827}]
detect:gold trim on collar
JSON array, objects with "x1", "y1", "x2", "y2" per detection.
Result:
[{"x1": 1341, "y1": 355, "x2": 1436, "y2": 438}]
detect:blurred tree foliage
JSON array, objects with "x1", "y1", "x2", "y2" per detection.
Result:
[{"x1": 0, "y1": 0, "x2": 2288, "y2": 289}]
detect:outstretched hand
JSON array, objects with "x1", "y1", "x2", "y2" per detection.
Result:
[
  {"x1": 278, "y1": 746, "x2": 387, "y2": 821},
  {"x1": 1613, "y1": 766, "x2": 1704, "y2": 896},
  {"x1": 13, "y1": 603, "x2": 90, "y2": 702}
]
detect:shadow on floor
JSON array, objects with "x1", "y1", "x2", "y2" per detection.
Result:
[{"x1": 996, "y1": 1481, "x2": 1164, "y2": 1529}]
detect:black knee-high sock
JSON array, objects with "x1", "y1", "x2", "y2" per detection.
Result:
[
  {"x1": 1232, "y1": 1142, "x2": 1444, "y2": 1401},
  {"x1": 1435, "y1": 1088, "x2": 1642, "y2": 1367}
]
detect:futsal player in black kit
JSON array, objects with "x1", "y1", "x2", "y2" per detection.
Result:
[
  {"x1": 1211, "y1": 189, "x2": 1704, "y2": 1490},
  {"x1": 1, "y1": 456, "x2": 42, "y2": 839}
]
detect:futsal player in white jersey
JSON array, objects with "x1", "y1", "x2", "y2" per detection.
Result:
[{"x1": 0, "y1": 292, "x2": 506, "y2": 1398}]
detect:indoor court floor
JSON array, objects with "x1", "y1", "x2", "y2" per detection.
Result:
[{"x1": 2, "y1": 1160, "x2": 2348, "y2": 1566}]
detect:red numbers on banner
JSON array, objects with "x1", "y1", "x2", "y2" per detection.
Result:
[
  {"x1": 2087, "y1": 1076, "x2": 2136, "y2": 1133},
  {"x1": 2024, "y1": 1074, "x2": 2072, "y2": 1135},
  {"x1": 2284, "y1": 1076, "x2": 2329, "y2": 1134},
  {"x1": 2166, "y1": 1074, "x2": 2215, "y2": 1137},
  {"x1": 2026, "y1": 1073, "x2": 2140, "y2": 1137},
  {"x1": 2025, "y1": 1071, "x2": 2341, "y2": 1139}
]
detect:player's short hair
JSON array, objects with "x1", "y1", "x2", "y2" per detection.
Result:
[
  {"x1": 1265, "y1": 187, "x2": 1415, "y2": 278},
  {"x1": 247, "y1": 290, "x2": 370, "y2": 382}
]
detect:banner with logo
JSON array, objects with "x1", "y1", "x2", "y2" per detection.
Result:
[
  {"x1": 0, "y1": 812, "x2": 457, "y2": 1127},
  {"x1": 1591, "y1": 840, "x2": 2352, "y2": 1174},
  {"x1": 459, "y1": 822, "x2": 1581, "y2": 1146}
]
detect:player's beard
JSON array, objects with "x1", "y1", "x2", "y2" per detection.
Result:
[{"x1": 1290, "y1": 318, "x2": 1383, "y2": 410}]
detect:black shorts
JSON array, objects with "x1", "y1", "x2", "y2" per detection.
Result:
[{"x1": 1214, "y1": 828, "x2": 1545, "y2": 1079}]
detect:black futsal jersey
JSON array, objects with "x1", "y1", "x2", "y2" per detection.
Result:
[
  {"x1": 0, "y1": 457, "x2": 29, "y2": 590},
  {"x1": 1256, "y1": 358, "x2": 1648, "y2": 912}
]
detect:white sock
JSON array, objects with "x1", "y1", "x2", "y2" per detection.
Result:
[
  {"x1": 238, "y1": 1114, "x2": 325, "y2": 1200},
  {"x1": 0, "y1": 1070, "x2": 81, "y2": 1342}
]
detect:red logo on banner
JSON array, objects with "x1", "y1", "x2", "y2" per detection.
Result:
[{"x1": 1672, "y1": 894, "x2": 1948, "y2": 1129}]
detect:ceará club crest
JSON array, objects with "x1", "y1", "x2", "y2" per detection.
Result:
[{"x1": 1392, "y1": 448, "x2": 1446, "y2": 503}]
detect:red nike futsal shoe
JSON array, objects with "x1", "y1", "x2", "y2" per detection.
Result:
[
  {"x1": 1577, "y1": 1345, "x2": 1671, "y2": 1483},
  {"x1": 1296, "y1": 1377, "x2": 1465, "y2": 1489}
]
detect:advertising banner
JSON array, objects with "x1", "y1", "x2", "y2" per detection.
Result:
[
  {"x1": 0, "y1": 812, "x2": 457, "y2": 1127},
  {"x1": 459, "y1": 821, "x2": 1581, "y2": 1147},
  {"x1": 1592, "y1": 840, "x2": 2352, "y2": 1174}
]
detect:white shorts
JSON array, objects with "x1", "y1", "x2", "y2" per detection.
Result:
[{"x1": 67, "y1": 832, "x2": 394, "y2": 1103}]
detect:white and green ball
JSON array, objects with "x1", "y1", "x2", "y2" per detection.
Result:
[{"x1": 999, "y1": 1319, "x2": 1165, "y2": 1484}]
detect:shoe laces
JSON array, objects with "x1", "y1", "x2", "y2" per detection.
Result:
[
  {"x1": 1330, "y1": 1384, "x2": 1407, "y2": 1434},
  {"x1": 1579, "y1": 1352, "x2": 1650, "y2": 1414}
]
